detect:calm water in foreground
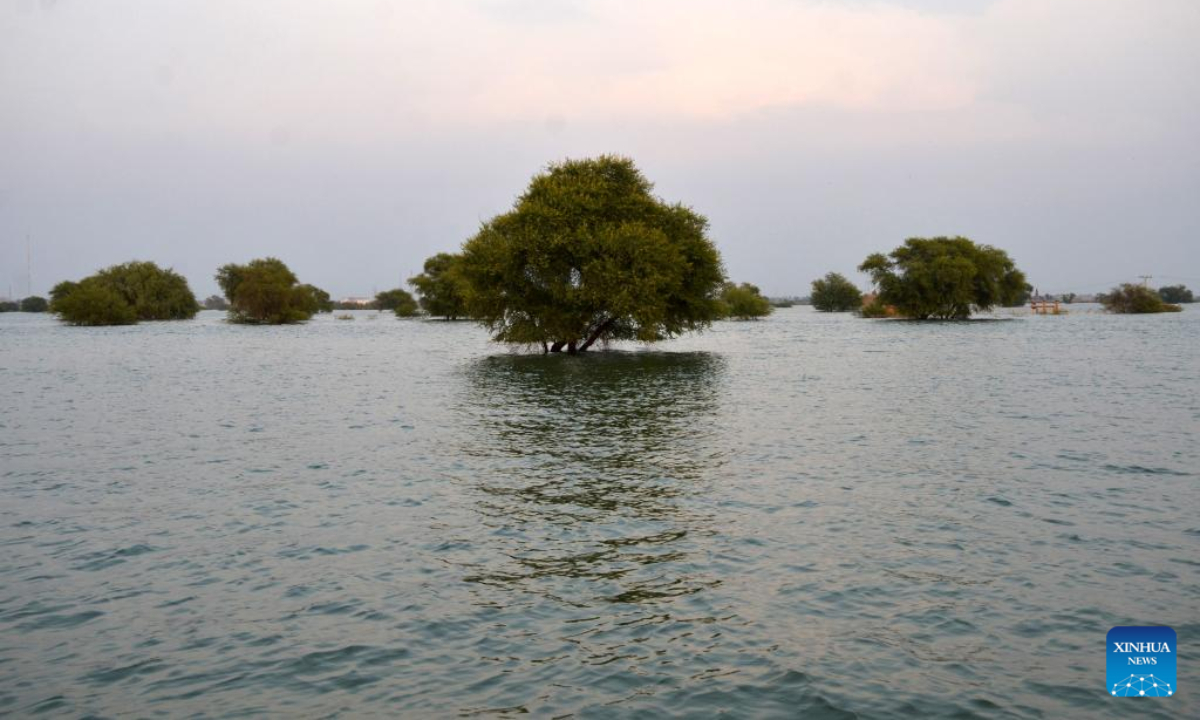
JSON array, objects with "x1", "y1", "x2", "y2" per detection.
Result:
[{"x1": 1, "y1": 307, "x2": 1197, "y2": 718}]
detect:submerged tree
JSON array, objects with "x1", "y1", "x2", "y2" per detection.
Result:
[
  {"x1": 858, "y1": 237, "x2": 1027, "y2": 319},
  {"x1": 216, "y1": 257, "x2": 325, "y2": 324},
  {"x1": 1100, "y1": 284, "x2": 1182, "y2": 314},
  {"x1": 810, "y1": 273, "x2": 862, "y2": 312},
  {"x1": 459, "y1": 156, "x2": 726, "y2": 353},
  {"x1": 1158, "y1": 285, "x2": 1194, "y2": 304},
  {"x1": 50, "y1": 261, "x2": 199, "y2": 325},
  {"x1": 718, "y1": 282, "x2": 772, "y2": 320},
  {"x1": 376, "y1": 287, "x2": 419, "y2": 317},
  {"x1": 19, "y1": 296, "x2": 49, "y2": 312},
  {"x1": 408, "y1": 253, "x2": 468, "y2": 320},
  {"x1": 202, "y1": 294, "x2": 229, "y2": 310}
]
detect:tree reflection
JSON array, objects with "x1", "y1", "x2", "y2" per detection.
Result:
[{"x1": 453, "y1": 351, "x2": 728, "y2": 605}]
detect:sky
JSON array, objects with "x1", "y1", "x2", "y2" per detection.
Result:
[{"x1": 1, "y1": 0, "x2": 1198, "y2": 299}]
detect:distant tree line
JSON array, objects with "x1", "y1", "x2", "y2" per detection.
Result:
[{"x1": 34, "y1": 155, "x2": 1187, "y2": 337}]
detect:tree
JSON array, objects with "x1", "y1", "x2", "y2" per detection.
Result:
[
  {"x1": 202, "y1": 295, "x2": 229, "y2": 310},
  {"x1": 1004, "y1": 283, "x2": 1034, "y2": 308},
  {"x1": 1159, "y1": 285, "x2": 1194, "y2": 304},
  {"x1": 1100, "y1": 284, "x2": 1182, "y2": 314},
  {"x1": 0, "y1": 300, "x2": 19, "y2": 312},
  {"x1": 810, "y1": 273, "x2": 862, "y2": 312},
  {"x1": 50, "y1": 261, "x2": 199, "y2": 325},
  {"x1": 216, "y1": 257, "x2": 322, "y2": 324},
  {"x1": 51, "y1": 282, "x2": 138, "y2": 326},
  {"x1": 19, "y1": 296, "x2": 48, "y2": 312},
  {"x1": 718, "y1": 282, "x2": 772, "y2": 319},
  {"x1": 375, "y1": 288, "x2": 419, "y2": 317},
  {"x1": 458, "y1": 156, "x2": 726, "y2": 353},
  {"x1": 408, "y1": 253, "x2": 468, "y2": 319},
  {"x1": 858, "y1": 237, "x2": 1027, "y2": 319},
  {"x1": 297, "y1": 284, "x2": 333, "y2": 313}
]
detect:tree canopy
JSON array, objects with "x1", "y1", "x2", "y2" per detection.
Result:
[
  {"x1": 1101, "y1": 284, "x2": 1183, "y2": 314},
  {"x1": 858, "y1": 237, "x2": 1026, "y2": 319},
  {"x1": 1158, "y1": 285, "x2": 1194, "y2": 304},
  {"x1": 718, "y1": 282, "x2": 772, "y2": 320},
  {"x1": 50, "y1": 261, "x2": 199, "y2": 325},
  {"x1": 408, "y1": 253, "x2": 468, "y2": 319},
  {"x1": 376, "y1": 287, "x2": 419, "y2": 317},
  {"x1": 458, "y1": 155, "x2": 726, "y2": 353},
  {"x1": 810, "y1": 273, "x2": 862, "y2": 312},
  {"x1": 19, "y1": 296, "x2": 49, "y2": 312},
  {"x1": 216, "y1": 257, "x2": 326, "y2": 324}
]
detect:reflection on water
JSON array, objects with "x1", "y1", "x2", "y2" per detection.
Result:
[{"x1": 454, "y1": 353, "x2": 726, "y2": 604}]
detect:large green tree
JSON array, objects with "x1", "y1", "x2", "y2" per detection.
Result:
[
  {"x1": 858, "y1": 237, "x2": 1027, "y2": 319},
  {"x1": 810, "y1": 272, "x2": 862, "y2": 312},
  {"x1": 376, "y1": 287, "x2": 419, "y2": 317},
  {"x1": 216, "y1": 257, "x2": 325, "y2": 324},
  {"x1": 458, "y1": 156, "x2": 726, "y2": 353},
  {"x1": 718, "y1": 282, "x2": 772, "y2": 320},
  {"x1": 408, "y1": 253, "x2": 468, "y2": 319},
  {"x1": 50, "y1": 261, "x2": 199, "y2": 325},
  {"x1": 1101, "y1": 284, "x2": 1182, "y2": 313}
]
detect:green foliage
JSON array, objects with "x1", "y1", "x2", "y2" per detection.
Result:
[
  {"x1": 858, "y1": 237, "x2": 1027, "y2": 319},
  {"x1": 216, "y1": 257, "x2": 320, "y2": 324},
  {"x1": 0, "y1": 300, "x2": 19, "y2": 312},
  {"x1": 51, "y1": 281, "x2": 138, "y2": 325},
  {"x1": 202, "y1": 294, "x2": 229, "y2": 310},
  {"x1": 19, "y1": 296, "x2": 49, "y2": 312},
  {"x1": 1158, "y1": 285, "x2": 1194, "y2": 304},
  {"x1": 810, "y1": 272, "x2": 862, "y2": 312},
  {"x1": 458, "y1": 156, "x2": 726, "y2": 352},
  {"x1": 375, "y1": 288, "x2": 420, "y2": 317},
  {"x1": 50, "y1": 261, "x2": 199, "y2": 325},
  {"x1": 1004, "y1": 283, "x2": 1034, "y2": 308},
  {"x1": 409, "y1": 253, "x2": 468, "y2": 319},
  {"x1": 1060, "y1": 292, "x2": 1077, "y2": 304},
  {"x1": 297, "y1": 284, "x2": 333, "y2": 313},
  {"x1": 718, "y1": 282, "x2": 772, "y2": 320},
  {"x1": 1100, "y1": 284, "x2": 1183, "y2": 314}
]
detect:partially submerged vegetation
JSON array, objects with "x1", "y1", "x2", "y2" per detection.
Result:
[
  {"x1": 216, "y1": 257, "x2": 330, "y2": 324},
  {"x1": 1100, "y1": 284, "x2": 1183, "y2": 314},
  {"x1": 457, "y1": 156, "x2": 726, "y2": 353},
  {"x1": 810, "y1": 273, "x2": 862, "y2": 312},
  {"x1": 51, "y1": 261, "x2": 199, "y2": 326},
  {"x1": 375, "y1": 288, "x2": 420, "y2": 317},
  {"x1": 409, "y1": 253, "x2": 469, "y2": 320},
  {"x1": 717, "y1": 282, "x2": 772, "y2": 320},
  {"x1": 859, "y1": 237, "x2": 1026, "y2": 319}
]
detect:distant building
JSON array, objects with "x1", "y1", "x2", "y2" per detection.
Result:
[{"x1": 338, "y1": 297, "x2": 374, "y2": 307}]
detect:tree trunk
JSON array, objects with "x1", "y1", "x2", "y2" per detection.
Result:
[
  {"x1": 578, "y1": 318, "x2": 615, "y2": 352},
  {"x1": 550, "y1": 341, "x2": 565, "y2": 353},
  {"x1": 567, "y1": 341, "x2": 577, "y2": 355}
]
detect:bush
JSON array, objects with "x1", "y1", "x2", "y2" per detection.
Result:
[
  {"x1": 409, "y1": 253, "x2": 468, "y2": 319},
  {"x1": 1158, "y1": 285, "x2": 1194, "y2": 304},
  {"x1": 52, "y1": 282, "x2": 138, "y2": 325},
  {"x1": 718, "y1": 282, "x2": 773, "y2": 320},
  {"x1": 50, "y1": 262, "x2": 199, "y2": 325},
  {"x1": 19, "y1": 296, "x2": 49, "y2": 312},
  {"x1": 810, "y1": 273, "x2": 862, "y2": 312},
  {"x1": 1100, "y1": 284, "x2": 1182, "y2": 314},
  {"x1": 859, "y1": 237, "x2": 1026, "y2": 319},
  {"x1": 0, "y1": 300, "x2": 19, "y2": 312},
  {"x1": 216, "y1": 258, "x2": 326, "y2": 324},
  {"x1": 375, "y1": 288, "x2": 419, "y2": 317}
]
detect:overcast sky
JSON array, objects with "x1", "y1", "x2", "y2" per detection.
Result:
[{"x1": 2, "y1": 0, "x2": 1197, "y2": 299}]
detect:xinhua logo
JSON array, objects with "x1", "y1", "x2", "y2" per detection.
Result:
[{"x1": 1107, "y1": 626, "x2": 1176, "y2": 698}]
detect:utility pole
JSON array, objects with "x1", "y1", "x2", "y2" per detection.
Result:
[
  {"x1": 1138, "y1": 275, "x2": 1152, "y2": 288},
  {"x1": 27, "y1": 235, "x2": 32, "y2": 298}
]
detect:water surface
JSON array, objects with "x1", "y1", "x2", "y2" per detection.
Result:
[{"x1": 1, "y1": 307, "x2": 1197, "y2": 717}]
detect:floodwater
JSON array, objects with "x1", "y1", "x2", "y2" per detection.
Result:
[{"x1": 1, "y1": 307, "x2": 1197, "y2": 718}]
